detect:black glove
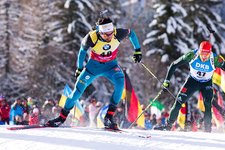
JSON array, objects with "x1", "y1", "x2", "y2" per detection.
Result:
[
  {"x1": 132, "y1": 49, "x2": 142, "y2": 63},
  {"x1": 222, "y1": 63, "x2": 225, "y2": 71},
  {"x1": 221, "y1": 60, "x2": 225, "y2": 71},
  {"x1": 75, "y1": 68, "x2": 83, "y2": 79},
  {"x1": 162, "y1": 80, "x2": 170, "y2": 92}
]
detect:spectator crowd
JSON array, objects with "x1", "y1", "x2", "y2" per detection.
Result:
[
  {"x1": 0, "y1": 94, "x2": 223, "y2": 132},
  {"x1": 0, "y1": 95, "x2": 169, "y2": 130},
  {"x1": 0, "y1": 95, "x2": 61, "y2": 126}
]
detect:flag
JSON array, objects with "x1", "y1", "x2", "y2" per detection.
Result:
[
  {"x1": 123, "y1": 71, "x2": 145, "y2": 128},
  {"x1": 150, "y1": 100, "x2": 164, "y2": 119},
  {"x1": 59, "y1": 84, "x2": 84, "y2": 120},
  {"x1": 212, "y1": 91, "x2": 224, "y2": 128},
  {"x1": 212, "y1": 106, "x2": 224, "y2": 128},
  {"x1": 59, "y1": 84, "x2": 72, "y2": 108},
  {"x1": 217, "y1": 90, "x2": 224, "y2": 109},
  {"x1": 177, "y1": 103, "x2": 186, "y2": 129},
  {"x1": 71, "y1": 101, "x2": 85, "y2": 120},
  {"x1": 213, "y1": 68, "x2": 225, "y2": 93},
  {"x1": 97, "y1": 105, "x2": 108, "y2": 128},
  {"x1": 197, "y1": 92, "x2": 205, "y2": 112}
]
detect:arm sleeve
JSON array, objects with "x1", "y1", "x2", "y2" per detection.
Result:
[
  {"x1": 77, "y1": 33, "x2": 94, "y2": 69},
  {"x1": 128, "y1": 29, "x2": 141, "y2": 50},
  {"x1": 77, "y1": 46, "x2": 87, "y2": 69},
  {"x1": 115, "y1": 28, "x2": 130, "y2": 41},
  {"x1": 115, "y1": 28, "x2": 141, "y2": 50},
  {"x1": 165, "y1": 51, "x2": 194, "y2": 81}
]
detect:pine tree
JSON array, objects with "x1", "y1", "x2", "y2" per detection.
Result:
[
  {"x1": 183, "y1": 0, "x2": 225, "y2": 54},
  {"x1": 143, "y1": 0, "x2": 192, "y2": 61},
  {"x1": 0, "y1": 1, "x2": 9, "y2": 79},
  {"x1": 142, "y1": 0, "x2": 192, "y2": 100},
  {"x1": 143, "y1": 0, "x2": 225, "y2": 103},
  {"x1": 0, "y1": 0, "x2": 43, "y2": 97},
  {"x1": 0, "y1": 0, "x2": 122, "y2": 100}
]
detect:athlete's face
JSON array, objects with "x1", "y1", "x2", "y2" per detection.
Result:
[
  {"x1": 199, "y1": 51, "x2": 210, "y2": 62},
  {"x1": 99, "y1": 31, "x2": 114, "y2": 42}
]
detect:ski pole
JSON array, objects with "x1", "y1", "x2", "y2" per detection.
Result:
[
  {"x1": 128, "y1": 88, "x2": 163, "y2": 129},
  {"x1": 140, "y1": 61, "x2": 176, "y2": 100}
]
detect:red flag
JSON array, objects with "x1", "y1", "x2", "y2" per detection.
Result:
[
  {"x1": 212, "y1": 106, "x2": 224, "y2": 126},
  {"x1": 212, "y1": 91, "x2": 224, "y2": 127},
  {"x1": 123, "y1": 71, "x2": 145, "y2": 128},
  {"x1": 217, "y1": 91, "x2": 224, "y2": 109}
]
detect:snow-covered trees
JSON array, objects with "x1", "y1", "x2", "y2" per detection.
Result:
[
  {"x1": 145, "y1": 0, "x2": 225, "y2": 60},
  {"x1": 0, "y1": 0, "x2": 224, "y2": 104},
  {"x1": 0, "y1": 0, "x2": 43, "y2": 97},
  {"x1": 0, "y1": 0, "x2": 122, "y2": 101},
  {"x1": 144, "y1": 1, "x2": 192, "y2": 62},
  {"x1": 143, "y1": 0, "x2": 225, "y2": 102},
  {"x1": 0, "y1": 1, "x2": 9, "y2": 78},
  {"x1": 184, "y1": 0, "x2": 225, "y2": 54},
  {"x1": 142, "y1": 0, "x2": 193, "y2": 101}
]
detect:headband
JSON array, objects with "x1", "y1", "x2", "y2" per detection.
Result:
[{"x1": 98, "y1": 23, "x2": 114, "y2": 33}]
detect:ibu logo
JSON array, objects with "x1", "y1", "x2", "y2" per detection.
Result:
[
  {"x1": 195, "y1": 62, "x2": 209, "y2": 70},
  {"x1": 103, "y1": 44, "x2": 111, "y2": 50}
]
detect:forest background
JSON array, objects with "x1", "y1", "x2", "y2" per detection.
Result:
[{"x1": 0, "y1": 0, "x2": 225, "y2": 109}]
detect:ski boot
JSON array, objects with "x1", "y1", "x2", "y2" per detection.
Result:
[
  {"x1": 104, "y1": 116, "x2": 119, "y2": 130},
  {"x1": 104, "y1": 104, "x2": 118, "y2": 130},
  {"x1": 45, "y1": 109, "x2": 70, "y2": 127}
]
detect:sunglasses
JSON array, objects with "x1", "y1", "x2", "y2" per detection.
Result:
[
  {"x1": 100, "y1": 31, "x2": 114, "y2": 36},
  {"x1": 200, "y1": 52, "x2": 210, "y2": 56}
]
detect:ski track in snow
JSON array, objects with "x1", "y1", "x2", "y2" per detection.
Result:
[{"x1": 1, "y1": 126, "x2": 225, "y2": 150}]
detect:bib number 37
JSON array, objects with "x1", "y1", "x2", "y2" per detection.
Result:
[{"x1": 197, "y1": 71, "x2": 206, "y2": 77}]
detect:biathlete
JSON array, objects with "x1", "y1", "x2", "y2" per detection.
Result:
[
  {"x1": 155, "y1": 41, "x2": 225, "y2": 132},
  {"x1": 45, "y1": 17, "x2": 142, "y2": 129}
]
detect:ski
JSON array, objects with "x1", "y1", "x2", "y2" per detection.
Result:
[
  {"x1": 137, "y1": 134, "x2": 151, "y2": 139},
  {"x1": 7, "y1": 125, "x2": 151, "y2": 139},
  {"x1": 7, "y1": 125, "x2": 47, "y2": 130},
  {"x1": 7, "y1": 125, "x2": 75, "y2": 130},
  {"x1": 104, "y1": 127, "x2": 125, "y2": 133},
  {"x1": 103, "y1": 127, "x2": 151, "y2": 139}
]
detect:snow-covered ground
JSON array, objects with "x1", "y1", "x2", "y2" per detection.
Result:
[{"x1": 1, "y1": 126, "x2": 225, "y2": 150}]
